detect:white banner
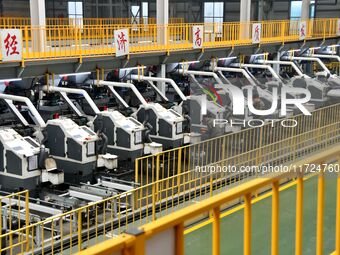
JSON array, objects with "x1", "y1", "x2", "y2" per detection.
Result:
[
  {"x1": 252, "y1": 23, "x2": 261, "y2": 44},
  {"x1": 299, "y1": 21, "x2": 307, "y2": 40},
  {"x1": 193, "y1": 25, "x2": 204, "y2": 49},
  {"x1": 114, "y1": 29, "x2": 129, "y2": 57},
  {"x1": 1, "y1": 29, "x2": 22, "y2": 62},
  {"x1": 337, "y1": 19, "x2": 340, "y2": 36}
]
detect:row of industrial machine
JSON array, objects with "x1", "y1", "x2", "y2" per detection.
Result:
[{"x1": 0, "y1": 45, "x2": 340, "y2": 226}]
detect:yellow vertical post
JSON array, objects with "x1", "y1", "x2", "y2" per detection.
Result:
[
  {"x1": 24, "y1": 26, "x2": 29, "y2": 56},
  {"x1": 336, "y1": 163, "x2": 340, "y2": 254},
  {"x1": 316, "y1": 172, "x2": 325, "y2": 255},
  {"x1": 177, "y1": 147, "x2": 182, "y2": 191},
  {"x1": 212, "y1": 207, "x2": 220, "y2": 255},
  {"x1": 175, "y1": 223, "x2": 184, "y2": 255},
  {"x1": 78, "y1": 210, "x2": 82, "y2": 252},
  {"x1": 25, "y1": 191, "x2": 30, "y2": 251},
  {"x1": 155, "y1": 154, "x2": 160, "y2": 201},
  {"x1": 295, "y1": 177, "x2": 304, "y2": 255},
  {"x1": 152, "y1": 182, "x2": 156, "y2": 221},
  {"x1": 244, "y1": 193, "x2": 252, "y2": 255},
  {"x1": 135, "y1": 159, "x2": 139, "y2": 186},
  {"x1": 271, "y1": 181, "x2": 279, "y2": 255}
]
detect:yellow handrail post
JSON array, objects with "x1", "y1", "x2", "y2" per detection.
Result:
[
  {"x1": 177, "y1": 147, "x2": 183, "y2": 190},
  {"x1": 175, "y1": 223, "x2": 184, "y2": 255},
  {"x1": 244, "y1": 193, "x2": 252, "y2": 255},
  {"x1": 152, "y1": 182, "x2": 156, "y2": 221},
  {"x1": 212, "y1": 207, "x2": 221, "y2": 255},
  {"x1": 336, "y1": 161, "x2": 340, "y2": 255},
  {"x1": 78, "y1": 210, "x2": 82, "y2": 252},
  {"x1": 25, "y1": 191, "x2": 30, "y2": 252},
  {"x1": 295, "y1": 177, "x2": 304, "y2": 255},
  {"x1": 316, "y1": 172, "x2": 325, "y2": 255},
  {"x1": 271, "y1": 181, "x2": 279, "y2": 255}
]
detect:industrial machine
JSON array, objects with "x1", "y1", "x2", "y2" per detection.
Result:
[
  {"x1": 0, "y1": 94, "x2": 64, "y2": 194},
  {"x1": 178, "y1": 67, "x2": 253, "y2": 123},
  {"x1": 257, "y1": 59, "x2": 340, "y2": 107},
  {"x1": 234, "y1": 62, "x2": 316, "y2": 114},
  {"x1": 41, "y1": 85, "x2": 162, "y2": 165},
  {"x1": 98, "y1": 80, "x2": 190, "y2": 149}
]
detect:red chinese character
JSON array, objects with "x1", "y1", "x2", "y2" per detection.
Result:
[
  {"x1": 4, "y1": 33, "x2": 19, "y2": 56},
  {"x1": 254, "y1": 25, "x2": 260, "y2": 41},
  {"x1": 117, "y1": 31, "x2": 127, "y2": 52},
  {"x1": 195, "y1": 27, "x2": 202, "y2": 47},
  {"x1": 300, "y1": 25, "x2": 305, "y2": 37}
]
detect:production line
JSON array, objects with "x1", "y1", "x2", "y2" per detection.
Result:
[{"x1": 0, "y1": 45, "x2": 340, "y2": 242}]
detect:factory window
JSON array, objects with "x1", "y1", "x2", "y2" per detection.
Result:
[
  {"x1": 290, "y1": 0, "x2": 315, "y2": 20},
  {"x1": 204, "y1": 2, "x2": 224, "y2": 34},
  {"x1": 204, "y1": 2, "x2": 224, "y2": 23},
  {"x1": 131, "y1": 5, "x2": 140, "y2": 24},
  {"x1": 68, "y1": 1, "x2": 83, "y2": 26}
]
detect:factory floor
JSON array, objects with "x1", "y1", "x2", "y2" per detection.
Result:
[{"x1": 184, "y1": 175, "x2": 338, "y2": 255}]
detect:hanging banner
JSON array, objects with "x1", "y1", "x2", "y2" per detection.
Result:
[
  {"x1": 193, "y1": 25, "x2": 204, "y2": 49},
  {"x1": 252, "y1": 23, "x2": 261, "y2": 44},
  {"x1": 299, "y1": 21, "x2": 307, "y2": 40},
  {"x1": 337, "y1": 19, "x2": 340, "y2": 36},
  {"x1": 1, "y1": 29, "x2": 22, "y2": 62},
  {"x1": 114, "y1": 29, "x2": 129, "y2": 57}
]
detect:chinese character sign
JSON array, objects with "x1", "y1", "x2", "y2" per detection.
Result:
[
  {"x1": 337, "y1": 19, "x2": 340, "y2": 36},
  {"x1": 252, "y1": 23, "x2": 261, "y2": 44},
  {"x1": 193, "y1": 25, "x2": 204, "y2": 49},
  {"x1": 1, "y1": 29, "x2": 22, "y2": 62},
  {"x1": 299, "y1": 21, "x2": 307, "y2": 40},
  {"x1": 114, "y1": 29, "x2": 129, "y2": 57}
]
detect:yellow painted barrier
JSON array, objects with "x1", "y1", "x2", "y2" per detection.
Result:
[
  {"x1": 76, "y1": 145, "x2": 340, "y2": 255},
  {"x1": 1, "y1": 103, "x2": 340, "y2": 254},
  {"x1": 0, "y1": 18, "x2": 337, "y2": 62}
]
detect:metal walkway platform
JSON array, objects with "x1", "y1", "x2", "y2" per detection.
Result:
[{"x1": 0, "y1": 18, "x2": 338, "y2": 79}]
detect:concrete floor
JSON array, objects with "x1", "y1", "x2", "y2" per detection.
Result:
[{"x1": 185, "y1": 175, "x2": 338, "y2": 255}]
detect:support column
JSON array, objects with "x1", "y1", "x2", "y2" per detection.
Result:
[
  {"x1": 240, "y1": 0, "x2": 251, "y2": 39},
  {"x1": 274, "y1": 52, "x2": 281, "y2": 74},
  {"x1": 157, "y1": 64, "x2": 167, "y2": 98},
  {"x1": 30, "y1": 0, "x2": 46, "y2": 52},
  {"x1": 301, "y1": 0, "x2": 311, "y2": 20},
  {"x1": 157, "y1": 0, "x2": 168, "y2": 93},
  {"x1": 157, "y1": 0, "x2": 169, "y2": 44}
]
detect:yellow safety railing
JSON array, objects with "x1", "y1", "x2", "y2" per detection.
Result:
[
  {"x1": 0, "y1": 17, "x2": 184, "y2": 28},
  {"x1": 0, "y1": 17, "x2": 184, "y2": 27},
  {"x1": 76, "y1": 147, "x2": 340, "y2": 255},
  {"x1": 135, "y1": 102, "x2": 340, "y2": 187},
  {"x1": 0, "y1": 190, "x2": 30, "y2": 254},
  {"x1": 0, "y1": 18, "x2": 338, "y2": 62},
  {"x1": 1, "y1": 103, "x2": 340, "y2": 254}
]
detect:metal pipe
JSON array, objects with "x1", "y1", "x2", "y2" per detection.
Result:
[
  {"x1": 214, "y1": 66, "x2": 257, "y2": 86},
  {"x1": 286, "y1": 56, "x2": 332, "y2": 75},
  {"x1": 234, "y1": 63, "x2": 283, "y2": 81},
  {"x1": 3, "y1": 99, "x2": 29, "y2": 126},
  {"x1": 178, "y1": 69, "x2": 224, "y2": 85},
  {"x1": 258, "y1": 60, "x2": 306, "y2": 77},
  {"x1": 98, "y1": 80, "x2": 149, "y2": 107},
  {"x1": 130, "y1": 75, "x2": 187, "y2": 101},
  {"x1": 309, "y1": 54, "x2": 340, "y2": 63},
  {"x1": 105, "y1": 85, "x2": 129, "y2": 109},
  {"x1": 145, "y1": 80, "x2": 169, "y2": 102},
  {"x1": 0, "y1": 93, "x2": 46, "y2": 128},
  {"x1": 42, "y1": 86, "x2": 101, "y2": 115}
]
